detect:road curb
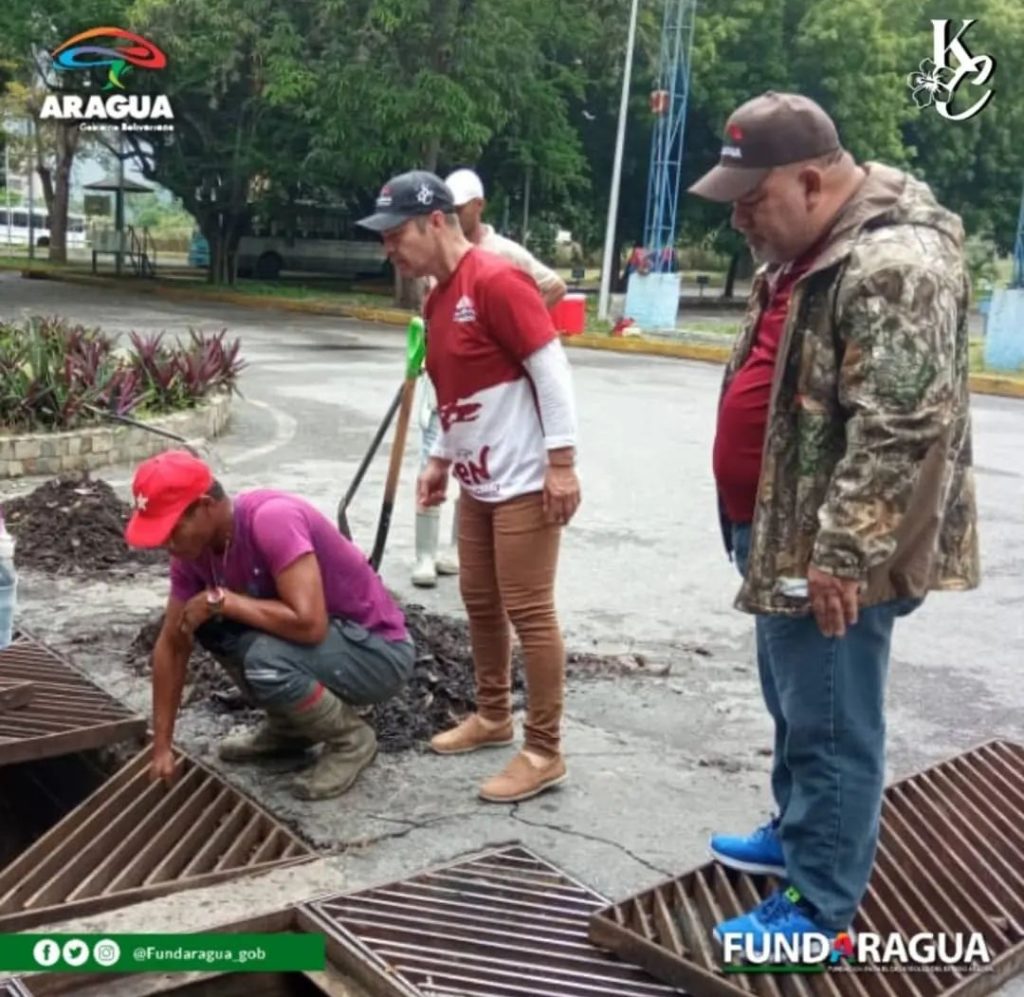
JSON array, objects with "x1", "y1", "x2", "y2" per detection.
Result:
[
  {"x1": 563, "y1": 333, "x2": 732, "y2": 365},
  {"x1": 7, "y1": 265, "x2": 1023, "y2": 398}
]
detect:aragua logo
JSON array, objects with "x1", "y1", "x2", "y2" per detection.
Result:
[
  {"x1": 907, "y1": 19, "x2": 995, "y2": 121},
  {"x1": 52, "y1": 27, "x2": 166, "y2": 90},
  {"x1": 41, "y1": 26, "x2": 174, "y2": 132}
]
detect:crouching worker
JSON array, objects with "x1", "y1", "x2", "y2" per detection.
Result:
[{"x1": 124, "y1": 450, "x2": 414, "y2": 800}]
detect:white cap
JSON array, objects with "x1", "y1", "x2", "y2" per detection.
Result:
[{"x1": 445, "y1": 168, "x2": 485, "y2": 206}]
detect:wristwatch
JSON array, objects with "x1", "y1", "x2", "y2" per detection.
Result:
[{"x1": 206, "y1": 586, "x2": 226, "y2": 620}]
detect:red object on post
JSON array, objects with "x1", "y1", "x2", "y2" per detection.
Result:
[{"x1": 550, "y1": 293, "x2": 586, "y2": 336}]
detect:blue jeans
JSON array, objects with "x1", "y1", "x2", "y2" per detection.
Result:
[{"x1": 731, "y1": 523, "x2": 920, "y2": 930}]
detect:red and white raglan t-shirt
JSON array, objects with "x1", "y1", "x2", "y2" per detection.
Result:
[{"x1": 423, "y1": 247, "x2": 576, "y2": 502}]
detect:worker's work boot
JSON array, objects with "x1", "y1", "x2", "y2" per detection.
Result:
[
  {"x1": 286, "y1": 691, "x2": 378, "y2": 800},
  {"x1": 218, "y1": 712, "x2": 313, "y2": 762},
  {"x1": 411, "y1": 509, "x2": 439, "y2": 588},
  {"x1": 430, "y1": 713, "x2": 515, "y2": 755},
  {"x1": 435, "y1": 499, "x2": 460, "y2": 576}
]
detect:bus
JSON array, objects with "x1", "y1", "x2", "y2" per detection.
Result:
[
  {"x1": 233, "y1": 200, "x2": 391, "y2": 280},
  {"x1": 0, "y1": 208, "x2": 88, "y2": 250}
]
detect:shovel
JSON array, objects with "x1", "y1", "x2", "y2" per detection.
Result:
[
  {"x1": 335, "y1": 319, "x2": 423, "y2": 569},
  {"x1": 367, "y1": 316, "x2": 426, "y2": 571}
]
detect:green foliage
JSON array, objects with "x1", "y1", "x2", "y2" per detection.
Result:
[
  {"x1": 964, "y1": 233, "x2": 999, "y2": 298},
  {"x1": 0, "y1": 316, "x2": 244, "y2": 432},
  {"x1": 683, "y1": 0, "x2": 1023, "y2": 253},
  {"x1": 127, "y1": 193, "x2": 195, "y2": 233},
  {"x1": 1, "y1": 0, "x2": 1020, "y2": 277}
]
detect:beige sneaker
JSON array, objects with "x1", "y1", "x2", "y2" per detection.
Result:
[
  {"x1": 479, "y1": 751, "x2": 567, "y2": 803},
  {"x1": 430, "y1": 714, "x2": 514, "y2": 755}
]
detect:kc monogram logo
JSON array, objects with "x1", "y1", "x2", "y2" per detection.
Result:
[{"x1": 907, "y1": 19, "x2": 995, "y2": 121}]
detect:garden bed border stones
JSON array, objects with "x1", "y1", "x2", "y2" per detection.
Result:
[{"x1": 0, "y1": 392, "x2": 231, "y2": 478}]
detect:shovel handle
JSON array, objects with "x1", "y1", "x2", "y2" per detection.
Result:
[{"x1": 369, "y1": 375, "x2": 417, "y2": 570}]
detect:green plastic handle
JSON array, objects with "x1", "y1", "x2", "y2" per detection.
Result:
[{"x1": 406, "y1": 315, "x2": 426, "y2": 379}]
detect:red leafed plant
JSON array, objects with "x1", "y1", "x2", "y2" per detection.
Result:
[{"x1": 0, "y1": 316, "x2": 245, "y2": 433}]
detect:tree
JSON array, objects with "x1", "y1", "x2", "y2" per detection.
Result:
[
  {"x1": 124, "y1": 0, "x2": 315, "y2": 283},
  {"x1": 0, "y1": 0, "x2": 130, "y2": 263},
  {"x1": 901, "y1": 0, "x2": 1024, "y2": 255},
  {"x1": 672, "y1": 0, "x2": 1022, "y2": 291},
  {"x1": 298, "y1": 0, "x2": 613, "y2": 303}
]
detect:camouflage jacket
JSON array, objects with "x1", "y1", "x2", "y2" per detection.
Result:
[{"x1": 721, "y1": 162, "x2": 981, "y2": 615}]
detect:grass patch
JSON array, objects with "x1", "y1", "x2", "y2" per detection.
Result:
[
  {"x1": 0, "y1": 255, "x2": 64, "y2": 272},
  {"x1": 146, "y1": 276, "x2": 396, "y2": 313},
  {"x1": 678, "y1": 319, "x2": 742, "y2": 337}
]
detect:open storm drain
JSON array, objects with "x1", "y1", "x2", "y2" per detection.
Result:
[
  {"x1": 0, "y1": 744, "x2": 315, "y2": 931},
  {"x1": 0, "y1": 632, "x2": 145, "y2": 767},
  {"x1": 589, "y1": 739, "x2": 1024, "y2": 997},
  {"x1": 303, "y1": 844, "x2": 683, "y2": 996}
]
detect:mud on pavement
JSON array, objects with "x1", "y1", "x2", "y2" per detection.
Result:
[
  {"x1": 124, "y1": 602, "x2": 674, "y2": 754},
  {"x1": 6, "y1": 472, "x2": 683, "y2": 757}
]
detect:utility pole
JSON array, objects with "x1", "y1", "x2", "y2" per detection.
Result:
[
  {"x1": 3, "y1": 127, "x2": 10, "y2": 248},
  {"x1": 598, "y1": 0, "x2": 640, "y2": 321},
  {"x1": 27, "y1": 118, "x2": 35, "y2": 261},
  {"x1": 521, "y1": 165, "x2": 532, "y2": 246},
  {"x1": 116, "y1": 131, "x2": 126, "y2": 276}
]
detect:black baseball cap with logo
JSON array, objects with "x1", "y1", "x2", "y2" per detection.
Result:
[
  {"x1": 688, "y1": 91, "x2": 841, "y2": 203},
  {"x1": 357, "y1": 170, "x2": 456, "y2": 232}
]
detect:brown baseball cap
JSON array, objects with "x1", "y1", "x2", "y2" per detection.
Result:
[{"x1": 688, "y1": 91, "x2": 841, "y2": 203}]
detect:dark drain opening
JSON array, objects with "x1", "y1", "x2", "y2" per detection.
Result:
[
  {"x1": 22, "y1": 972, "x2": 331, "y2": 997},
  {"x1": 0, "y1": 751, "x2": 123, "y2": 869},
  {"x1": 166, "y1": 975, "x2": 327, "y2": 997}
]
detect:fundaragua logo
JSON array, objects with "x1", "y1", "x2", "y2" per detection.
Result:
[
  {"x1": 40, "y1": 27, "x2": 173, "y2": 131},
  {"x1": 723, "y1": 930, "x2": 991, "y2": 973}
]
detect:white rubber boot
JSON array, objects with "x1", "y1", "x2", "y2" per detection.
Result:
[
  {"x1": 412, "y1": 509, "x2": 439, "y2": 587},
  {"x1": 436, "y1": 498, "x2": 460, "y2": 576}
]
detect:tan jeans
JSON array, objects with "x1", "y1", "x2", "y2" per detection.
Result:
[{"x1": 458, "y1": 490, "x2": 564, "y2": 757}]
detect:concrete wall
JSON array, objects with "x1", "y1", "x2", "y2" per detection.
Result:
[{"x1": 0, "y1": 393, "x2": 232, "y2": 478}]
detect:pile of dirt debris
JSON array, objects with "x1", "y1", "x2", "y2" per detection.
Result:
[
  {"x1": 2, "y1": 474, "x2": 163, "y2": 576},
  {"x1": 127, "y1": 603, "x2": 667, "y2": 753},
  {"x1": 126, "y1": 614, "x2": 233, "y2": 709}
]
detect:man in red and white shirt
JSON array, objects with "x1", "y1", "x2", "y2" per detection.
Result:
[{"x1": 359, "y1": 170, "x2": 581, "y2": 803}]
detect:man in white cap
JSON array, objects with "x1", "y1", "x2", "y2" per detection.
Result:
[
  {"x1": 411, "y1": 168, "x2": 567, "y2": 589},
  {"x1": 445, "y1": 168, "x2": 567, "y2": 308}
]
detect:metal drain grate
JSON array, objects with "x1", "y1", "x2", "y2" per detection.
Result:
[
  {"x1": 590, "y1": 739, "x2": 1024, "y2": 997},
  {"x1": 0, "y1": 632, "x2": 145, "y2": 766},
  {"x1": 304, "y1": 843, "x2": 684, "y2": 997},
  {"x1": 0, "y1": 744, "x2": 315, "y2": 931}
]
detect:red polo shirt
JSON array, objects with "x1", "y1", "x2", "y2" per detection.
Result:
[{"x1": 713, "y1": 253, "x2": 816, "y2": 523}]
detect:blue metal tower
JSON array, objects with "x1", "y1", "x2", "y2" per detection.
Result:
[
  {"x1": 1012, "y1": 175, "x2": 1024, "y2": 289},
  {"x1": 642, "y1": 0, "x2": 698, "y2": 273}
]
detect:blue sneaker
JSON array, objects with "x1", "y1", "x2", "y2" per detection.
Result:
[
  {"x1": 713, "y1": 886, "x2": 836, "y2": 953},
  {"x1": 709, "y1": 817, "x2": 786, "y2": 876}
]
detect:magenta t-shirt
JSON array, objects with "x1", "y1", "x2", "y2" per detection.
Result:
[{"x1": 169, "y1": 490, "x2": 408, "y2": 642}]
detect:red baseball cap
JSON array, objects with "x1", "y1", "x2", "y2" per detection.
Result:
[{"x1": 125, "y1": 450, "x2": 214, "y2": 548}]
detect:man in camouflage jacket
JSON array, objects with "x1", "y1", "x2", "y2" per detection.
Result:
[{"x1": 688, "y1": 92, "x2": 980, "y2": 950}]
